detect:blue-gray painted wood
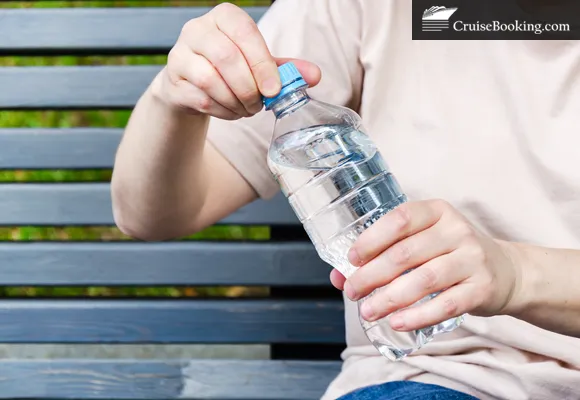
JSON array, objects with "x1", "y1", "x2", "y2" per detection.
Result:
[
  {"x1": 0, "y1": 66, "x2": 162, "y2": 109},
  {"x1": 0, "y1": 242, "x2": 331, "y2": 286},
  {"x1": 0, "y1": 7, "x2": 269, "y2": 55},
  {"x1": 0, "y1": 299, "x2": 345, "y2": 344},
  {"x1": 0, "y1": 128, "x2": 120, "y2": 169},
  {"x1": 0, "y1": 184, "x2": 298, "y2": 225},
  {"x1": 0, "y1": 359, "x2": 341, "y2": 399}
]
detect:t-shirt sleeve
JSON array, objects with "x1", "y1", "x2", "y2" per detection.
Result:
[{"x1": 206, "y1": 0, "x2": 364, "y2": 200}]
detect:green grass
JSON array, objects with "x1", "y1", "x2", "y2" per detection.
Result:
[{"x1": 0, "y1": 0, "x2": 272, "y2": 298}]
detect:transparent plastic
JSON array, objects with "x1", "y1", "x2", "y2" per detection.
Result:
[{"x1": 265, "y1": 86, "x2": 463, "y2": 361}]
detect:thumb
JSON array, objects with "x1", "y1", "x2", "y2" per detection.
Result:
[
  {"x1": 330, "y1": 268, "x2": 347, "y2": 291},
  {"x1": 274, "y1": 57, "x2": 322, "y2": 88}
]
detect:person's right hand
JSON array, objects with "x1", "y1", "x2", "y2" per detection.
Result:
[{"x1": 153, "y1": 2, "x2": 322, "y2": 120}]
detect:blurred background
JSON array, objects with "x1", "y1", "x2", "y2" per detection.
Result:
[{"x1": 0, "y1": 0, "x2": 270, "y2": 300}]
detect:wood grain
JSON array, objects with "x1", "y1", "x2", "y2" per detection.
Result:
[
  {"x1": 0, "y1": 359, "x2": 341, "y2": 399},
  {"x1": 0, "y1": 185, "x2": 298, "y2": 226},
  {"x1": 0, "y1": 241, "x2": 331, "y2": 286},
  {"x1": 0, "y1": 7, "x2": 268, "y2": 55},
  {"x1": 0, "y1": 299, "x2": 345, "y2": 344},
  {"x1": 0, "y1": 128, "x2": 120, "y2": 169}
]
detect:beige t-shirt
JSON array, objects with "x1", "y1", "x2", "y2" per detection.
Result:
[{"x1": 207, "y1": 1, "x2": 580, "y2": 399}]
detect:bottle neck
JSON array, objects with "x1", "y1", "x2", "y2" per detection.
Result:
[{"x1": 270, "y1": 88, "x2": 310, "y2": 118}]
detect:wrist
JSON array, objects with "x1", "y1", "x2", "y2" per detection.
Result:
[{"x1": 499, "y1": 240, "x2": 540, "y2": 317}]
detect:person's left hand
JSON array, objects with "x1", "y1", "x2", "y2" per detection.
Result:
[{"x1": 329, "y1": 199, "x2": 525, "y2": 331}]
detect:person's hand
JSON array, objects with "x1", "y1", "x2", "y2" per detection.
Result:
[
  {"x1": 330, "y1": 200, "x2": 526, "y2": 331},
  {"x1": 151, "y1": 3, "x2": 321, "y2": 120}
]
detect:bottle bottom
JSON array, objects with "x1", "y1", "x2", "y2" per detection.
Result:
[{"x1": 363, "y1": 308, "x2": 465, "y2": 361}]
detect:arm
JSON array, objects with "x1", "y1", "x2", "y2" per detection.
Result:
[
  {"x1": 111, "y1": 3, "x2": 320, "y2": 241},
  {"x1": 331, "y1": 200, "x2": 580, "y2": 338},
  {"x1": 508, "y1": 242, "x2": 580, "y2": 337},
  {"x1": 112, "y1": 78, "x2": 258, "y2": 240}
]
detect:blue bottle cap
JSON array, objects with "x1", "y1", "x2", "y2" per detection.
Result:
[{"x1": 263, "y1": 62, "x2": 308, "y2": 110}]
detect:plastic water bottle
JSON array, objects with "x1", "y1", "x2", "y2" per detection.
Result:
[{"x1": 263, "y1": 62, "x2": 463, "y2": 361}]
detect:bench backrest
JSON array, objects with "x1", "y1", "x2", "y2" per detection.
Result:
[{"x1": 0, "y1": 4, "x2": 345, "y2": 399}]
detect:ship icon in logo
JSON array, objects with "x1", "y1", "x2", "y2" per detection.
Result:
[{"x1": 422, "y1": 6, "x2": 458, "y2": 31}]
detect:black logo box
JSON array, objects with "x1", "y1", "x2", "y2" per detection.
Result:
[{"x1": 412, "y1": 0, "x2": 580, "y2": 40}]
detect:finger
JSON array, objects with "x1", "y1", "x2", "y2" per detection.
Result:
[
  {"x1": 170, "y1": 80, "x2": 239, "y2": 120},
  {"x1": 346, "y1": 221, "x2": 460, "y2": 300},
  {"x1": 212, "y1": 3, "x2": 281, "y2": 97},
  {"x1": 348, "y1": 200, "x2": 449, "y2": 267},
  {"x1": 387, "y1": 285, "x2": 470, "y2": 332},
  {"x1": 330, "y1": 268, "x2": 346, "y2": 291},
  {"x1": 274, "y1": 57, "x2": 322, "y2": 87},
  {"x1": 190, "y1": 29, "x2": 262, "y2": 115},
  {"x1": 359, "y1": 251, "x2": 469, "y2": 321},
  {"x1": 173, "y1": 51, "x2": 247, "y2": 117}
]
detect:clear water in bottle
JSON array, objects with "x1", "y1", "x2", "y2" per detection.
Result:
[{"x1": 263, "y1": 62, "x2": 464, "y2": 361}]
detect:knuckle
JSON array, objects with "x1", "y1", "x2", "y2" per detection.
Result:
[
  {"x1": 468, "y1": 243, "x2": 487, "y2": 264},
  {"x1": 392, "y1": 205, "x2": 411, "y2": 232},
  {"x1": 192, "y1": 71, "x2": 214, "y2": 91},
  {"x1": 443, "y1": 297, "x2": 459, "y2": 317},
  {"x1": 379, "y1": 292, "x2": 397, "y2": 310},
  {"x1": 388, "y1": 243, "x2": 412, "y2": 267},
  {"x1": 231, "y1": 18, "x2": 259, "y2": 41},
  {"x1": 416, "y1": 267, "x2": 438, "y2": 291},
  {"x1": 237, "y1": 89, "x2": 260, "y2": 105},
  {"x1": 212, "y1": 44, "x2": 239, "y2": 66},
  {"x1": 194, "y1": 95, "x2": 213, "y2": 112},
  {"x1": 166, "y1": 45, "x2": 187, "y2": 75},
  {"x1": 213, "y1": 2, "x2": 239, "y2": 14},
  {"x1": 180, "y1": 18, "x2": 202, "y2": 36},
  {"x1": 167, "y1": 46, "x2": 179, "y2": 65}
]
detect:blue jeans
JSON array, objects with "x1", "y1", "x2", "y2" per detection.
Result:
[{"x1": 337, "y1": 381, "x2": 478, "y2": 400}]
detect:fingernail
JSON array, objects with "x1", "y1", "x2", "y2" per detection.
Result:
[
  {"x1": 348, "y1": 247, "x2": 362, "y2": 267},
  {"x1": 360, "y1": 301, "x2": 375, "y2": 321},
  {"x1": 344, "y1": 281, "x2": 357, "y2": 300},
  {"x1": 390, "y1": 314, "x2": 405, "y2": 330},
  {"x1": 261, "y1": 77, "x2": 280, "y2": 97}
]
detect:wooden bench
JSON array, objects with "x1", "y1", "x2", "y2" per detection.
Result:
[{"x1": 0, "y1": 4, "x2": 345, "y2": 399}]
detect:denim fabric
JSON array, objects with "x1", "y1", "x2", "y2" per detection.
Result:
[{"x1": 337, "y1": 381, "x2": 479, "y2": 400}]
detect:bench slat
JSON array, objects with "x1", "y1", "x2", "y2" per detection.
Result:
[
  {"x1": 0, "y1": 128, "x2": 119, "y2": 169},
  {"x1": 0, "y1": 66, "x2": 161, "y2": 109},
  {"x1": 0, "y1": 299, "x2": 345, "y2": 344},
  {"x1": 0, "y1": 7, "x2": 268, "y2": 55},
  {"x1": 0, "y1": 242, "x2": 330, "y2": 286},
  {"x1": 0, "y1": 184, "x2": 298, "y2": 225},
  {"x1": 0, "y1": 359, "x2": 341, "y2": 399}
]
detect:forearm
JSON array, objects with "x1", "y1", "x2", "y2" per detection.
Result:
[
  {"x1": 507, "y1": 241, "x2": 580, "y2": 337},
  {"x1": 112, "y1": 69, "x2": 210, "y2": 240}
]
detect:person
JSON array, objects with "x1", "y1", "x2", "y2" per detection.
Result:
[{"x1": 110, "y1": 1, "x2": 580, "y2": 399}]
